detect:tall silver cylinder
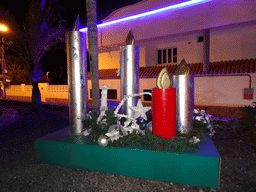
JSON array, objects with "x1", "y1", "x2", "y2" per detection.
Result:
[
  {"x1": 173, "y1": 75, "x2": 194, "y2": 134},
  {"x1": 66, "y1": 31, "x2": 88, "y2": 135},
  {"x1": 120, "y1": 45, "x2": 139, "y2": 118}
]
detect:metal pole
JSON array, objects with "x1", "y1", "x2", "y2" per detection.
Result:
[
  {"x1": 1, "y1": 39, "x2": 6, "y2": 99},
  {"x1": 203, "y1": 29, "x2": 210, "y2": 72}
]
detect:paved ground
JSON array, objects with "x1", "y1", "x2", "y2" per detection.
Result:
[{"x1": 0, "y1": 100, "x2": 70, "y2": 147}]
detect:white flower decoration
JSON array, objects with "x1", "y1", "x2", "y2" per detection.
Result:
[
  {"x1": 105, "y1": 129, "x2": 121, "y2": 141},
  {"x1": 195, "y1": 116, "x2": 203, "y2": 121},
  {"x1": 189, "y1": 136, "x2": 200, "y2": 144},
  {"x1": 82, "y1": 128, "x2": 91, "y2": 136},
  {"x1": 193, "y1": 109, "x2": 199, "y2": 114},
  {"x1": 200, "y1": 110, "x2": 206, "y2": 115}
]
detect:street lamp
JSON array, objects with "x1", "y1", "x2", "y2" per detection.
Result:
[
  {"x1": 0, "y1": 25, "x2": 8, "y2": 32},
  {"x1": 0, "y1": 24, "x2": 8, "y2": 99}
]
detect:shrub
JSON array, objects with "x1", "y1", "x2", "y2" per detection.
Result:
[{"x1": 239, "y1": 105, "x2": 256, "y2": 145}]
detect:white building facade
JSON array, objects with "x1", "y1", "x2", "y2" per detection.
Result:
[
  {"x1": 5, "y1": 0, "x2": 256, "y2": 118},
  {"x1": 80, "y1": 0, "x2": 256, "y2": 70}
]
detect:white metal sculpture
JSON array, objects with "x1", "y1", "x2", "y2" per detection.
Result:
[
  {"x1": 97, "y1": 84, "x2": 108, "y2": 124},
  {"x1": 82, "y1": 90, "x2": 152, "y2": 142}
]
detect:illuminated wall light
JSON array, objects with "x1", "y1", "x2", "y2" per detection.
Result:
[{"x1": 80, "y1": 0, "x2": 212, "y2": 32}]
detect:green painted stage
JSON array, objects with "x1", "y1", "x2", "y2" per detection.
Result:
[{"x1": 34, "y1": 126, "x2": 221, "y2": 189}]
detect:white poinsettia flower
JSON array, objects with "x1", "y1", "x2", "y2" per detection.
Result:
[
  {"x1": 193, "y1": 110, "x2": 215, "y2": 137},
  {"x1": 82, "y1": 128, "x2": 91, "y2": 136},
  {"x1": 189, "y1": 136, "x2": 200, "y2": 144},
  {"x1": 194, "y1": 109, "x2": 199, "y2": 114},
  {"x1": 195, "y1": 116, "x2": 203, "y2": 121},
  {"x1": 105, "y1": 129, "x2": 121, "y2": 141},
  {"x1": 193, "y1": 136, "x2": 200, "y2": 143},
  {"x1": 122, "y1": 121, "x2": 135, "y2": 135},
  {"x1": 122, "y1": 126, "x2": 134, "y2": 135},
  {"x1": 200, "y1": 110, "x2": 206, "y2": 115},
  {"x1": 209, "y1": 128, "x2": 215, "y2": 136}
]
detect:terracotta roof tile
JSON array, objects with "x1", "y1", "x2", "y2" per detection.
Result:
[{"x1": 87, "y1": 59, "x2": 256, "y2": 79}]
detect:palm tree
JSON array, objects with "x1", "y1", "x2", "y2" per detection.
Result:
[
  {"x1": 86, "y1": 0, "x2": 100, "y2": 113},
  {"x1": 9, "y1": 0, "x2": 67, "y2": 112}
]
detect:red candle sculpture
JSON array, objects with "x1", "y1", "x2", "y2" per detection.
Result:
[{"x1": 152, "y1": 68, "x2": 176, "y2": 139}]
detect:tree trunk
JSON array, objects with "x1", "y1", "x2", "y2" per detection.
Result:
[
  {"x1": 86, "y1": 0, "x2": 100, "y2": 114},
  {"x1": 31, "y1": 82, "x2": 42, "y2": 112}
]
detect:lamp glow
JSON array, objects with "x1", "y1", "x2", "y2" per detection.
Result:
[
  {"x1": 80, "y1": 0, "x2": 212, "y2": 32},
  {"x1": 0, "y1": 25, "x2": 8, "y2": 32}
]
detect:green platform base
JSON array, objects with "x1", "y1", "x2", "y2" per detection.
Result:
[{"x1": 34, "y1": 127, "x2": 221, "y2": 189}]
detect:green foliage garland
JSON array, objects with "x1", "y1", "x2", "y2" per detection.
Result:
[
  {"x1": 108, "y1": 119, "x2": 210, "y2": 153},
  {"x1": 82, "y1": 110, "x2": 117, "y2": 142},
  {"x1": 82, "y1": 109, "x2": 213, "y2": 153}
]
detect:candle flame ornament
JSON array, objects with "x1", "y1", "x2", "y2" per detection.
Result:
[
  {"x1": 176, "y1": 59, "x2": 191, "y2": 75},
  {"x1": 120, "y1": 30, "x2": 139, "y2": 118},
  {"x1": 156, "y1": 67, "x2": 172, "y2": 89},
  {"x1": 125, "y1": 30, "x2": 135, "y2": 45},
  {"x1": 66, "y1": 16, "x2": 88, "y2": 136},
  {"x1": 173, "y1": 59, "x2": 194, "y2": 134}
]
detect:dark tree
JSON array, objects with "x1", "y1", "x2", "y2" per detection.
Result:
[{"x1": 7, "y1": 0, "x2": 67, "y2": 111}]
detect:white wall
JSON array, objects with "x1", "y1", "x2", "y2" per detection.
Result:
[
  {"x1": 194, "y1": 75, "x2": 254, "y2": 106},
  {"x1": 210, "y1": 23, "x2": 256, "y2": 61},
  {"x1": 87, "y1": 79, "x2": 121, "y2": 100},
  {"x1": 7, "y1": 74, "x2": 256, "y2": 107},
  {"x1": 98, "y1": 45, "x2": 146, "y2": 70},
  {"x1": 98, "y1": 47, "x2": 121, "y2": 70},
  {"x1": 140, "y1": 32, "x2": 205, "y2": 67},
  {"x1": 89, "y1": 73, "x2": 256, "y2": 107},
  {"x1": 98, "y1": 22, "x2": 256, "y2": 69}
]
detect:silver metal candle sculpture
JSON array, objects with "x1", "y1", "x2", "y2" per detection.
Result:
[
  {"x1": 173, "y1": 59, "x2": 194, "y2": 134},
  {"x1": 66, "y1": 16, "x2": 88, "y2": 135},
  {"x1": 120, "y1": 30, "x2": 139, "y2": 118}
]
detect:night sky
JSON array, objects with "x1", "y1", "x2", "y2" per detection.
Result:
[
  {"x1": 1, "y1": 0, "x2": 142, "y2": 84},
  {"x1": 1, "y1": 0, "x2": 142, "y2": 28}
]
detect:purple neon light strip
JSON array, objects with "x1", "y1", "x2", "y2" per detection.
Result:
[{"x1": 79, "y1": 0, "x2": 212, "y2": 32}]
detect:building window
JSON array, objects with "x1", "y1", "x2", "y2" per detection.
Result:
[
  {"x1": 157, "y1": 48, "x2": 177, "y2": 64},
  {"x1": 198, "y1": 36, "x2": 204, "y2": 42},
  {"x1": 143, "y1": 90, "x2": 152, "y2": 101},
  {"x1": 158, "y1": 50, "x2": 162, "y2": 64},
  {"x1": 108, "y1": 89, "x2": 117, "y2": 99},
  {"x1": 90, "y1": 89, "x2": 117, "y2": 100},
  {"x1": 173, "y1": 48, "x2": 177, "y2": 63}
]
